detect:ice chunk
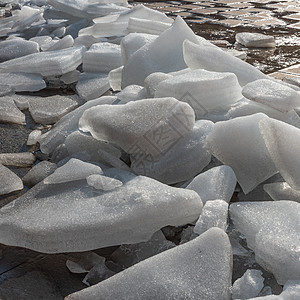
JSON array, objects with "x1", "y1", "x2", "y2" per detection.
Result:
[
  {"x1": 78, "y1": 21, "x2": 128, "y2": 38},
  {"x1": 122, "y1": 16, "x2": 199, "y2": 88},
  {"x1": 84, "y1": 3, "x2": 171, "y2": 38},
  {"x1": 108, "y1": 66, "x2": 123, "y2": 91},
  {"x1": 194, "y1": 200, "x2": 228, "y2": 235},
  {"x1": 28, "y1": 94, "x2": 80, "y2": 125},
  {"x1": 1, "y1": 6, "x2": 43, "y2": 36},
  {"x1": 248, "y1": 280, "x2": 300, "y2": 299},
  {"x1": 27, "y1": 130, "x2": 42, "y2": 146},
  {"x1": 259, "y1": 118, "x2": 300, "y2": 190},
  {"x1": 23, "y1": 161, "x2": 57, "y2": 188},
  {"x1": 60, "y1": 70, "x2": 80, "y2": 84},
  {"x1": 0, "y1": 73, "x2": 46, "y2": 92},
  {"x1": 226, "y1": 98, "x2": 300, "y2": 128},
  {"x1": 0, "y1": 174, "x2": 202, "y2": 253},
  {"x1": 65, "y1": 130, "x2": 121, "y2": 162},
  {"x1": 45, "y1": 35, "x2": 74, "y2": 52},
  {"x1": 120, "y1": 32, "x2": 157, "y2": 65},
  {"x1": 86, "y1": 174, "x2": 123, "y2": 191},
  {"x1": 186, "y1": 166, "x2": 237, "y2": 204},
  {"x1": 115, "y1": 84, "x2": 146, "y2": 103},
  {"x1": 0, "y1": 39, "x2": 39, "y2": 63},
  {"x1": 236, "y1": 32, "x2": 275, "y2": 48},
  {"x1": 231, "y1": 269, "x2": 264, "y2": 299},
  {"x1": 111, "y1": 230, "x2": 174, "y2": 268},
  {"x1": 83, "y1": 42, "x2": 122, "y2": 73},
  {"x1": 264, "y1": 182, "x2": 300, "y2": 203},
  {"x1": 0, "y1": 164, "x2": 23, "y2": 196},
  {"x1": 65, "y1": 228, "x2": 232, "y2": 300},
  {"x1": 83, "y1": 261, "x2": 115, "y2": 287},
  {"x1": 76, "y1": 72, "x2": 110, "y2": 101},
  {"x1": 47, "y1": 0, "x2": 129, "y2": 19},
  {"x1": 0, "y1": 46, "x2": 86, "y2": 77},
  {"x1": 155, "y1": 69, "x2": 242, "y2": 118},
  {"x1": 144, "y1": 72, "x2": 172, "y2": 98},
  {"x1": 39, "y1": 96, "x2": 117, "y2": 155},
  {"x1": 205, "y1": 113, "x2": 277, "y2": 194},
  {"x1": 74, "y1": 35, "x2": 101, "y2": 48},
  {"x1": 0, "y1": 152, "x2": 35, "y2": 168},
  {"x1": 127, "y1": 17, "x2": 171, "y2": 35},
  {"x1": 230, "y1": 201, "x2": 300, "y2": 284},
  {"x1": 130, "y1": 120, "x2": 213, "y2": 184},
  {"x1": 93, "y1": 4, "x2": 172, "y2": 25},
  {"x1": 44, "y1": 158, "x2": 103, "y2": 184},
  {"x1": 30, "y1": 36, "x2": 53, "y2": 51},
  {"x1": 242, "y1": 79, "x2": 300, "y2": 113},
  {"x1": 183, "y1": 39, "x2": 267, "y2": 86},
  {"x1": 0, "y1": 96, "x2": 25, "y2": 124},
  {"x1": 79, "y1": 97, "x2": 195, "y2": 156},
  {"x1": 66, "y1": 252, "x2": 105, "y2": 274}
]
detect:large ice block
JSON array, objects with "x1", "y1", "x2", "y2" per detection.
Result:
[
  {"x1": 0, "y1": 173, "x2": 202, "y2": 253},
  {"x1": 230, "y1": 201, "x2": 300, "y2": 284},
  {"x1": 186, "y1": 165, "x2": 237, "y2": 204},
  {"x1": 79, "y1": 97, "x2": 195, "y2": 156},
  {"x1": 130, "y1": 120, "x2": 213, "y2": 184},
  {"x1": 205, "y1": 113, "x2": 277, "y2": 194},
  {"x1": 122, "y1": 16, "x2": 199, "y2": 88},
  {"x1": 65, "y1": 228, "x2": 232, "y2": 300},
  {"x1": 183, "y1": 39, "x2": 267, "y2": 86},
  {"x1": 259, "y1": 118, "x2": 300, "y2": 190},
  {"x1": 155, "y1": 69, "x2": 242, "y2": 118},
  {"x1": 0, "y1": 46, "x2": 86, "y2": 77}
]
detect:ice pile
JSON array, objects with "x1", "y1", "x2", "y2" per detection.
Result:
[{"x1": 0, "y1": 0, "x2": 300, "y2": 298}]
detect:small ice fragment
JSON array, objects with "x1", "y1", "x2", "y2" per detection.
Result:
[
  {"x1": 236, "y1": 32, "x2": 275, "y2": 48},
  {"x1": 186, "y1": 165, "x2": 236, "y2": 204},
  {"x1": 194, "y1": 200, "x2": 228, "y2": 235},
  {"x1": 0, "y1": 164, "x2": 23, "y2": 196},
  {"x1": 76, "y1": 72, "x2": 110, "y2": 101},
  {"x1": 231, "y1": 269, "x2": 264, "y2": 299},
  {"x1": 0, "y1": 152, "x2": 35, "y2": 168},
  {"x1": 23, "y1": 161, "x2": 57, "y2": 188},
  {"x1": 27, "y1": 130, "x2": 42, "y2": 146},
  {"x1": 86, "y1": 174, "x2": 123, "y2": 191}
]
